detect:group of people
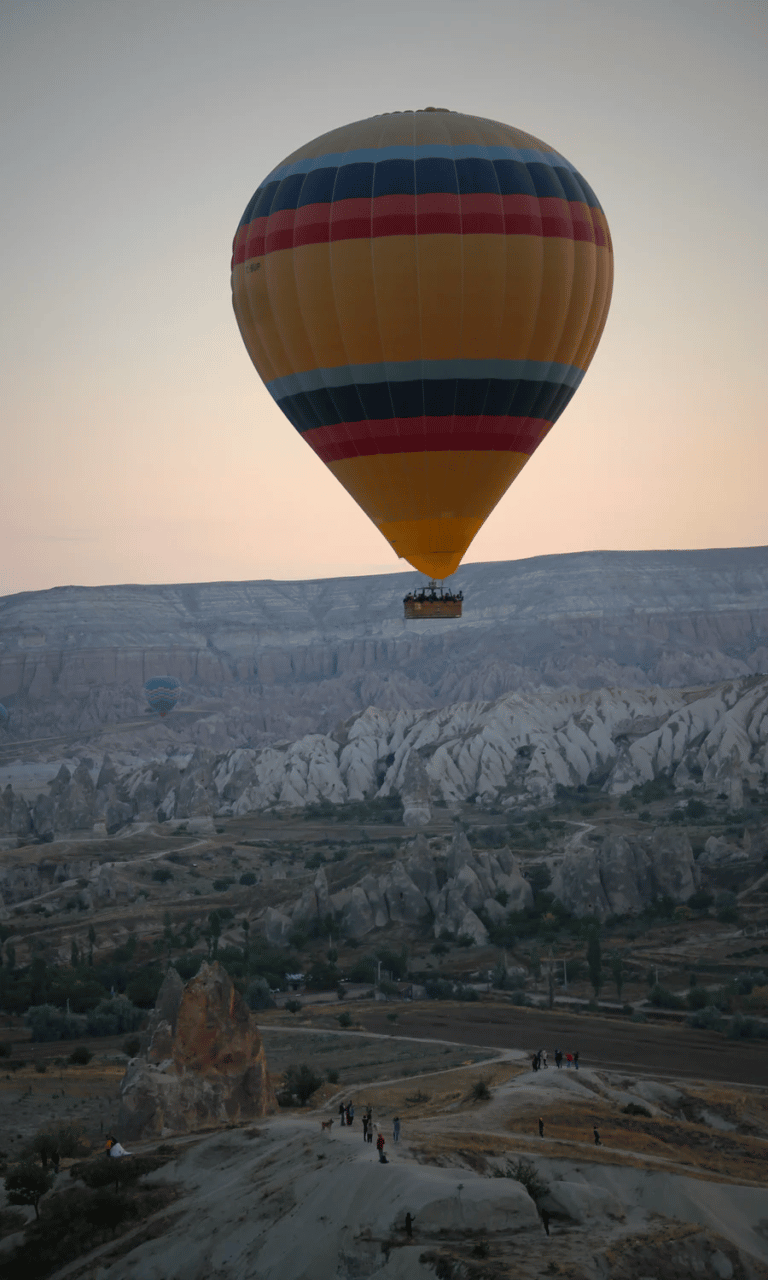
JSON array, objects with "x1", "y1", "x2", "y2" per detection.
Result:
[
  {"x1": 337, "y1": 1101, "x2": 355, "y2": 1126},
  {"x1": 531, "y1": 1048, "x2": 579, "y2": 1071},
  {"x1": 402, "y1": 588, "x2": 463, "y2": 604},
  {"x1": 337, "y1": 1104, "x2": 401, "y2": 1161}
]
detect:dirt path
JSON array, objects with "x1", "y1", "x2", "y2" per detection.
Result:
[{"x1": 357, "y1": 1004, "x2": 768, "y2": 1087}]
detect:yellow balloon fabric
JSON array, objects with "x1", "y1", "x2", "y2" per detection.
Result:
[{"x1": 232, "y1": 110, "x2": 613, "y2": 578}]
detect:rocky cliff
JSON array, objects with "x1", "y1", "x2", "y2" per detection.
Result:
[
  {"x1": 1, "y1": 546, "x2": 766, "y2": 745},
  {"x1": 119, "y1": 962, "x2": 277, "y2": 1140},
  {"x1": 1, "y1": 676, "x2": 767, "y2": 854}
]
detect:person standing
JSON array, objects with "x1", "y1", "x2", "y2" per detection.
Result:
[
  {"x1": 565, "y1": 1052, "x2": 573, "y2": 1068},
  {"x1": 542, "y1": 1050, "x2": 548, "y2": 1069},
  {"x1": 362, "y1": 1113, "x2": 369, "y2": 1142},
  {"x1": 348, "y1": 1102, "x2": 355, "y2": 1126},
  {"x1": 339, "y1": 1102, "x2": 346, "y2": 1126},
  {"x1": 376, "y1": 1131, "x2": 387, "y2": 1163},
  {"x1": 593, "y1": 1125, "x2": 601, "y2": 1146},
  {"x1": 554, "y1": 1049, "x2": 562, "y2": 1069},
  {"x1": 538, "y1": 1117, "x2": 544, "y2": 1137},
  {"x1": 393, "y1": 1116, "x2": 401, "y2": 1143},
  {"x1": 573, "y1": 1051, "x2": 579, "y2": 1070}
]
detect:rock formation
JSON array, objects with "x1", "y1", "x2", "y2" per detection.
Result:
[
  {"x1": 550, "y1": 828, "x2": 700, "y2": 921},
  {"x1": 2, "y1": 674, "x2": 768, "y2": 842},
  {"x1": 118, "y1": 962, "x2": 276, "y2": 1140},
  {"x1": 265, "y1": 830, "x2": 534, "y2": 945},
  {"x1": 1, "y1": 546, "x2": 767, "y2": 747}
]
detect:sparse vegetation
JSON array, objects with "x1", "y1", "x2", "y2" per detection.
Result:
[
  {"x1": 278, "y1": 1063, "x2": 323, "y2": 1107},
  {"x1": 494, "y1": 1157, "x2": 549, "y2": 1204},
  {"x1": 4, "y1": 1162, "x2": 53, "y2": 1218}
]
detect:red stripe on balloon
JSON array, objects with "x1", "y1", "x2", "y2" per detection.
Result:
[
  {"x1": 231, "y1": 195, "x2": 605, "y2": 264},
  {"x1": 301, "y1": 416, "x2": 553, "y2": 463}
]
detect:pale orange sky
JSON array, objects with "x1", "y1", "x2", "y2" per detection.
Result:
[{"x1": 1, "y1": 0, "x2": 766, "y2": 595}]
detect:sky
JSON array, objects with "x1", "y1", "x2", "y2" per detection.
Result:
[{"x1": 1, "y1": 0, "x2": 766, "y2": 596}]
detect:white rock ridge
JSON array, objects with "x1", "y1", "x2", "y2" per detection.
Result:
[
  {"x1": 2, "y1": 676, "x2": 767, "y2": 846},
  {"x1": 1, "y1": 546, "x2": 766, "y2": 744}
]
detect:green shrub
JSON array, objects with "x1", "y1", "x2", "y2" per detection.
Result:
[
  {"x1": 125, "y1": 966, "x2": 163, "y2": 1008},
  {"x1": 122, "y1": 1036, "x2": 142, "y2": 1058},
  {"x1": 424, "y1": 979, "x2": 478, "y2": 1002},
  {"x1": 495, "y1": 1157, "x2": 549, "y2": 1204},
  {"x1": 726, "y1": 1014, "x2": 768, "y2": 1040},
  {"x1": 151, "y1": 868, "x2": 172, "y2": 883},
  {"x1": 337, "y1": 1011, "x2": 353, "y2": 1028},
  {"x1": 239, "y1": 872, "x2": 257, "y2": 886},
  {"x1": 285, "y1": 999, "x2": 302, "y2": 1014},
  {"x1": 26, "y1": 1005, "x2": 87, "y2": 1042},
  {"x1": 687, "y1": 889, "x2": 714, "y2": 910},
  {"x1": 86, "y1": 996, "x2": 143, "y2": 1037},
  {"x1": 471, "y1": 1079, "x2": 491, "y2": 1101},
  {"x1": 279, "y1": 1063, "x2": 323, "y2": 1107},
  {"x1": 648, "y1": 985, "x2": 685, "y2": 1010},
  {"x1": 27, "y1": 1123, "x2": 88, "y2": 1167},
  {"x1": 621, "y1": 1102, "x2": 651, "y2": 1117},
  {"x1": 245, "y1": 979, "x2": 276, "y2": 1011},
  {"x1": 686, "y1": 986, "x2": 710, "y2": 1010},
  {"x1": 686, "y1": 1005, "x2": 725, "y2": 1031},
  {"x1": 68, "y1": 1046, "x2": 92, "y2": 1066},
  {"x1": 327, "y1": 1069, "x2": 339, "y2": 1084}
]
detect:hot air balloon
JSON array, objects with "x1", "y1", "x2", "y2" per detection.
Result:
[
  {"x1": 231, "y1": 109, "x2": 613, "y2": 608},
  {"x1": 143, "y1": 677, "x2": 180, "y2": 718}
]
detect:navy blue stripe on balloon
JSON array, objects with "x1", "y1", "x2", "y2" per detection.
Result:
[
  {"x1": 273, "y1": 378, "x2": 577, "y2": 434},
  {"x1": 238, "y1": 160, "x2": 602, "y2": 226}
]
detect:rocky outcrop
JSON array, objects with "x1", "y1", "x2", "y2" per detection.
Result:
[
  {"x1": 118, "y1": 962, "x2": 276, "y2": 1140},
  {"x1": 400, "y1": 751, "x2": 432, "y2": 826},
  {"x1": 2, "y1": 548, "x2": 768, "y2": 750},
  {"x1": 550, "y1": 828, "x2": 700, "y2": 920},
  {"x1": 271, "y1": 830, "x2": 532, "y2": 944},
  {"x1": 3, "y1": 673, "x2": 768, "y2": 842}
]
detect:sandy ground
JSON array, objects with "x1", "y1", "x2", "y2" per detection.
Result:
[{"x1": 2, "y1": 1032, "x2": 768, "y2": 1280}]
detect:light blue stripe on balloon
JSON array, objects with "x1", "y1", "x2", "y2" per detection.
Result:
[
  {"x1": 262, "y1": 144, "x2": 576, "y2": 187},
  {"x1": 266, "y1": 359, "x2": 585, "y2": 400}
]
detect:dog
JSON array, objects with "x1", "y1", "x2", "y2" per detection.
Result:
[{"x1": 320, "y1": 1118, "x2": 334, "y2": 1131}]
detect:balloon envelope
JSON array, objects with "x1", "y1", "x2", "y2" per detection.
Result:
[
  {"x1": 143, "y1": 677, "x2": 180, "y2": 718},
  {"x1": 232, "y1": 110, "x2": 613, "y2": 578}
]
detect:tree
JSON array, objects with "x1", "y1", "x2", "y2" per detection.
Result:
[
  {"x1": 245, "y1": 978, "x2": 275, "y2": 1011},
  {"x1": 5, "y1": 1161, "x2": 53, "y2": 1217},
  {"x1": 70, "y1": 939, "x2": 80, "y2": 969},
  {"x1": 207, "y1": 911, "x2": 221, "y2": 960},
  {"x1": 609, "y1": 949, "x2": 625, "y2": 1001},
  {"x1": 586, "y1": 930, "x2": 602, "y2": 997},
  {"x1": 281, "y1": 1063, "x2": 322, "y2": 1106}
]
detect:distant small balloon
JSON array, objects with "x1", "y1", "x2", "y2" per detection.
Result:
[{"x1": 143, "y1": 677, "x2": 180, "y2": 718}]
